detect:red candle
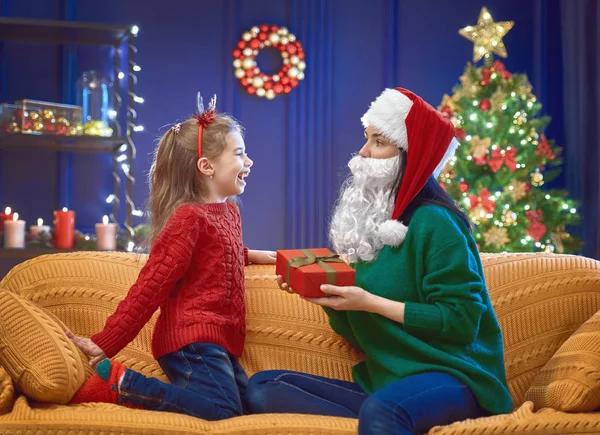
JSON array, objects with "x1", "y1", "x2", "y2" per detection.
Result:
[
  {"x1": 0, "y1": 207, "x2": 14, "y2": 232},
  {"x1": 53, "y1": 207, "x2": 75, "y2": 249}
]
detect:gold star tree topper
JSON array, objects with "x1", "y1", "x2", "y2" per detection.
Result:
[{"x1": 459, "y1": 7, "x2": 514, "y2": 63}]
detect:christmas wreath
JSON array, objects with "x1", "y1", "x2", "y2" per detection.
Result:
[{"x1": 233, "y1": 25, "x2": 306, "y2": 99}]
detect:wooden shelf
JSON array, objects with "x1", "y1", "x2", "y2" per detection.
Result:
[
  {"x1": 0, "y1": 133, "x2": 127, "y2": 153},
  {"x1": 0, "y1": 248, "x2": 74, "y2": 260},
  {"x1": 0, "y1": 17, "x2": 133, "y2": 46}
]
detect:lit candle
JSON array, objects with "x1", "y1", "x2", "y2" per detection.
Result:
[
  {"x1": 30, "y1": 218, "x2": 51, "y2": 238},
  {"x1": 0, "y1": 206, "x2": 14, "y2": 232},
  {"x1": 96, "y1": 215, "x2": 117, "y2": 251},
  {"x1": 53, "y1": 207, "x2": 75, "y2": 249},
  {"x1": 4, "y1": 213, "x2": 26, "y2": 249}
]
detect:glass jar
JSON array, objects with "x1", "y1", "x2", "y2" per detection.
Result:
[{"x1": 76, "y1": 70, "x2": 114, "y2": 137}]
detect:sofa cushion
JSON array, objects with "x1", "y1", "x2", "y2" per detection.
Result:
[
  {"x1": 525, "y1": 309, "x2": 600, "y2": 412},
  {"x1": 0, "y1": 366, "x2": 14, "y2": 415},
  {"x1": 0, "y1": 290, "x2": 87, "y2": 404},
  {"x1": 480, "y1": 252, "x2": 600, "y2": 407},
  {"x1": 429, "y1": 401, "x2": 600, "y2": 434}
]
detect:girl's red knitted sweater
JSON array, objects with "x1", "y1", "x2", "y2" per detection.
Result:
[{"x1": 91, "y1": 201, "x2": 249, "y2": 359}]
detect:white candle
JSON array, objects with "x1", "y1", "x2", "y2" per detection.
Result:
[
  {"x1": 95, "y1": 215, "x2": 117, "y2": 251},
  {"x1": 30, "y1": 218, "x2": 50, "y2": 238},
  {"x1": 4, "y1": 213, "x2": 26, "y2": 249}
]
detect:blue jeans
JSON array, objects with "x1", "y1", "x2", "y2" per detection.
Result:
[
  {"x1": 117, "y1": 342, "x2": 248, "y2": 421},
  {"x1": 245, "y1": 370, "x2": 486, "y2": 435}
]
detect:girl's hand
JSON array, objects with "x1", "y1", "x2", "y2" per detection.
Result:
[
  {"x1": 304, "y1": 285, "x2": 376, "y2": 312},
  {"x1": 66, "y1": 331, "x2": 107, "y2": 367},
  {"x1": 248, "y1": 250, "x2": 277, "y2": 265},
  {"x1": 276, "y1": 275, "x2": 296, "y2": 293}
]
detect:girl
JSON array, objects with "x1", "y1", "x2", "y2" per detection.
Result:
[
  {"x1": 67, "y1": 94, "x2": 276, "y2": 421},
  {"x1": 245, "y1": 88, "x2": 513, "y2": 434}
]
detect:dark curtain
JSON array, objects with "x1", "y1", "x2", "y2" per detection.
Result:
[{"x1": 561, "y1": 0, "x2": 600, "y2": 259}]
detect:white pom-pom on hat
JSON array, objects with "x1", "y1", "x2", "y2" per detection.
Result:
[{"x1": 378, "y1": 219, "x2": 408, "y2": 247}]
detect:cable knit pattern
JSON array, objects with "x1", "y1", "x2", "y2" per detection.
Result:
[
  {"x1": 91, "y1": 202, "x2": 247, "y2": 359},
  {"x1": 2, "y1": 252, "x2": 600, "y2": 434},
  {"x1": 0, "y1": 366, "x2": 14, "y2": 415}
]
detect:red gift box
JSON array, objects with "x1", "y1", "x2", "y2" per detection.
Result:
[{"x1": 276, "y1": 248, "x2": 355, "y2": 298}]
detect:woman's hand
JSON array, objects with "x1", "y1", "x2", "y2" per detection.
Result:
[
  {"x1": 248, "y1": 250, "x2": 277, "y2": 265},
  {"x1": 66, "y1": 331, "x2": 107, "y2": 366},
  {"x1": 304, "y1": 285, "x2": 377, "y2": 311},
  {"x1": 275, "y1": 278, "x2": 375, "y2": 311}
]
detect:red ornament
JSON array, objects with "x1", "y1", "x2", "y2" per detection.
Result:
[
  {"x1": 493, "y1": 60, "x2": 512, "y2": 79},
  {"x1": 481, "y1": 69, "x2": 492, "y2": 86},
  {"x1": 480, "y1": 99, "x2": 491, "y2": 112},
  {"x1": 488, "y1": 148, "x2": 517, "y2": 173},
  {"x1": 441, "y1": 106, "x2": 452, "y2": 117},
  {"x1": 56, "y1": 124, "x2": 69, "y2": 135},
  {"x1": 526, "y1": 209, "x2": 546, "y2": 242},
  {"x1": 439, "y1": 182, "x2": 447, "y2": 192},
  {"x1": 234, "y1": 25, "x2": 305, "y2": 99},
  {"x1": 455, "y1": 128, "x2": 466, "y2": 141},
  {"x1": 474, "y1": 156, "x2": 487, "y2": 166},
  {"x1": 469, "y1": 188, "x2": 496, "y2": 214},
  {"x1": 535, "y1": 134, "x2": 556, "y2": 160},
  {"x1": 43, "y1": 122, "x2": 57, "y2": 134},
  {"x1": 459, "y1": 181, "x2": 469, "y2": 193}
]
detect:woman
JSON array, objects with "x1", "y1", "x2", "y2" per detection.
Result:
[{"x1": 245, "y1": 88, "x2": 513, "y2": 434}]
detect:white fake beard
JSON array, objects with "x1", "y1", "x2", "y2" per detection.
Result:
[{"x1": 329, "y1": 155, "x2": 400, "y2": 263}]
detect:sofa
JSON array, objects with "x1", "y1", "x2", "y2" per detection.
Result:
[{"x1": 1, "y1": 251, "x2": 600, "y2": 434}]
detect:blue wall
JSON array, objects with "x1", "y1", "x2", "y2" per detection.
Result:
[{"x1": 0, "y1": 0, "x2": 564, "y2": 258}]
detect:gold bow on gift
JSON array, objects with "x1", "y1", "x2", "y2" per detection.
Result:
[{"x1": 286, "y1": 249, "x2": 345, "y2": 290}]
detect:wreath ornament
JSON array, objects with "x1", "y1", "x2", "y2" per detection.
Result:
[{"x1": 233, "y1": 25, "x2": 306, "y2": 99}]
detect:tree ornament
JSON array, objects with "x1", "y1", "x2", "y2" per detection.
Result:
[
  {"x1": 503, "y1": 180, "x2": 528, "y2": 202},
  {"x1": 483, "y1": 227, "x2": 510, "y2": 248},
  {"x1": 501, "y1": 209, "x2": 517, "y2": 226},
  {"x1": 531, "y1": 169, "x2": 544, "y2": 186},
  {"x1": 459, "y1": 7, "x2": 515, "y2": 63}
]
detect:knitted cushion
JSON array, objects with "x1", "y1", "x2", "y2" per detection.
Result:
[
  {"x1": 480, "y1": 253, "x2": 600, "y2": 407},
  {"x1": 0, "y1": 366, "x2": 14, "y2": 415},
  {"x1": 0, "y1": 290, "x2": 87, "y2": 404},
  {"x1": 525, "y1": 309, "x2": 600, "y2": 412}
]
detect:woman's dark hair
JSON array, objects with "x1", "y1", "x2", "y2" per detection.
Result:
[{"x1": 391, "y1": 149, "x2": 472, "y2": 231}]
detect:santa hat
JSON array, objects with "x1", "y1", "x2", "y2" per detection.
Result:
[{"x1": 360, "y1": 87, "x2": 459, "y2": 247}]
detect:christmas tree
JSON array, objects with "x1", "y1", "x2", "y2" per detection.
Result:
[{"x1": 438, "y1": 7, "x2": 581, "y2": 254}]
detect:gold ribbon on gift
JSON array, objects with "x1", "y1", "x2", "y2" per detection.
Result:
[{"x1": 286, "y1": 249, "x2": 345, "y2": 286}]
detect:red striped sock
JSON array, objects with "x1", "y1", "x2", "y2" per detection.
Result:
[{"x1": 70, "y1": 359, "x2": 127, "y2": 404}]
